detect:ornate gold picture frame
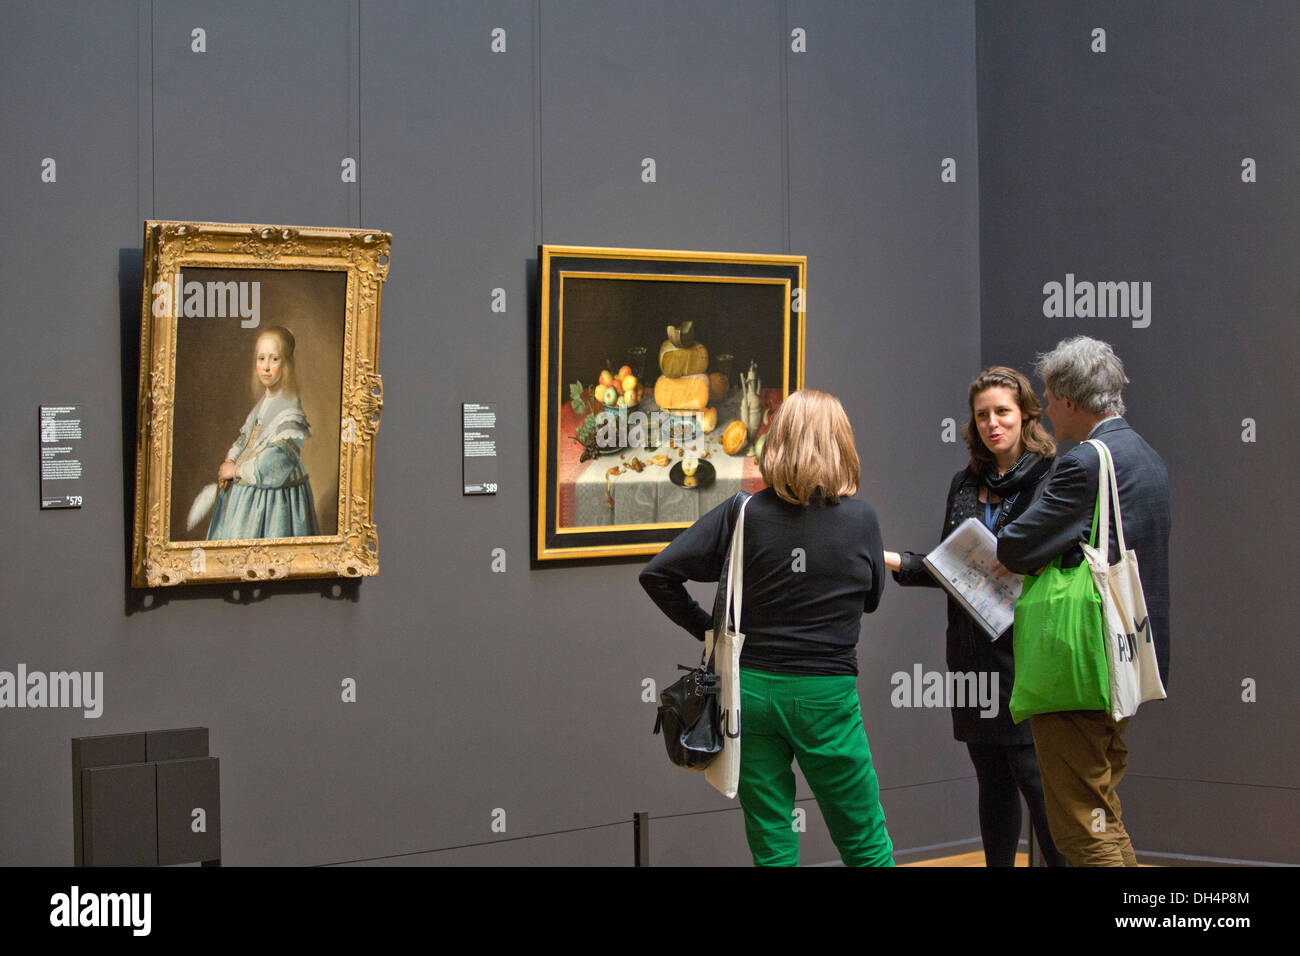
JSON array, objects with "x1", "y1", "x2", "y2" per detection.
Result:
[
  {"x1": 131, "y1": 220, "x2": 390, "y2": 587},
  {"x1": 535, "y1": 245, "x2": 806, "y2": 562}
]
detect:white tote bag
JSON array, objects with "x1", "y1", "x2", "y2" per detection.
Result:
[
  {"x1": 703, "y1": 495, "x2": 750, "y2": 799},
  {"x1": 1082, "y1": 439, "x2": 1167, "y2": 721}
]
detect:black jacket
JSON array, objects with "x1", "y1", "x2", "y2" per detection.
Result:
[
  {"x1": 997, "y1": 417, "x2": 1172, "y2": 686},
  {"x1": 894, "y1": 462, "x2": 1047, "y2": 745},
  {"x1": 640, "y1": 488, "x2": 885, "y2": 675}
]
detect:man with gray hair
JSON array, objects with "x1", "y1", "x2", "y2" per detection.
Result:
[{"x1": 997, "y1": 336, "x2": 1170, "y2": 866}]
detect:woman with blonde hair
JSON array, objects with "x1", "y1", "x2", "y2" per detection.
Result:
[
  {"x1": 885, "y1": 366, "x2": 1063, "y2": 866},
  {"x1": 641, "y1": 389, "x2": 894, "y2": 866}
]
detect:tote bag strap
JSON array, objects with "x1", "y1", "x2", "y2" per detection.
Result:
[
  {"x1": 1090, "y1": 438, "x2": 1127, "y2": 555},
  {"x1": 704, "y1": 492, "x2": 751, "y2": 667},
  {"x1": 725, "y1": 494, "x2": 752, "y2": 635},
  {"x1": 1083, "y1": 438, "x2": 1112, "y2": 564}
]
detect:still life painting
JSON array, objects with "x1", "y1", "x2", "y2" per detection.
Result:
[{"x1": 535, "y1": 245, "x2": 806, "y2": 561}]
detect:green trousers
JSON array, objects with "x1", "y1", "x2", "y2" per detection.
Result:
[{"x1": 738, "y1": 668, "x2": 895, "y2": 867}]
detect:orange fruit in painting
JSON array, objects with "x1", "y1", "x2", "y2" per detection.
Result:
[
  {"x1": 618, "y1": 365, "x2": 632, "y2": 379},
  {"x1": 722, "y1": 420, "x2": 748, "y2": 455},
  {"x1": 622, "y1": 374, "x2": 638, "y2": 392}
]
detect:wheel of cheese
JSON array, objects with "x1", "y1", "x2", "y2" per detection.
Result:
[
  {"x1": 658, "y1": 341, "x2": 709, "y2": 378},
  {"x1": 654, "y1": 374, "x2": 710, "y2": 411}
]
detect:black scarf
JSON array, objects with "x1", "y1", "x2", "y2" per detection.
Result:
[
  {"x1": 949, "y1": 452, "x2": 1050, "y2": 536},
  {"x1": 980, "y1": 451, "x2": 1050, "y2": 500}
]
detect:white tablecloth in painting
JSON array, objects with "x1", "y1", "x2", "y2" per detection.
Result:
[
  {"x1": 572, "y1": 444, "x2": 747, "y2": 527},
  {"x1": 571, "y1": 389, "x2": 757, "y2": 527}
]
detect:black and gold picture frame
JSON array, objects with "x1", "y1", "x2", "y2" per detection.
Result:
[
  {"x1": 131, "y1": 220, "x2": 390, "y2": 587},
  {"x1": 535, "y1": 244, "x2": 806, "y2": 562}
]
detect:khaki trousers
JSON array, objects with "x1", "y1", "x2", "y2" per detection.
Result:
[{"x1": 1029, "y1": 711, "x2": 1138, "y2": 867}]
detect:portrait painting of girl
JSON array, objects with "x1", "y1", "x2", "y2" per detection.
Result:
[
  {"x1": 136, "y1": 226, "x2": 381, "y2": 588},
  {"x1": 203, "y1": 325, "x2": 321, "y2": 539}
]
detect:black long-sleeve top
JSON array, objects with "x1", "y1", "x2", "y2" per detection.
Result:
[
  {"x1": 639, "y1": 488, "x2": 885, "y2": 675},
  {"x1": 892, "y1": 467, "x2": 1043, "y2": 745}
]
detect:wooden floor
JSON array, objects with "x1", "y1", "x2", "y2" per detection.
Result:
[
  {"x1": 904, "y1": 850, "x2": 1155, "y2": 866},
  {"x1": 903, "y1": 850, "x2": 1027, "y2": 867}
]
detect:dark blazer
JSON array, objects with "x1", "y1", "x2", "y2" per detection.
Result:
[{"x1": 997, "y1": 417, "x2": 1172, "y2": 686}]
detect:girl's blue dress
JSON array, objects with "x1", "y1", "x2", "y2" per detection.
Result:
[{"x1": 207, "y1": 392, "x2": 321, "y2": 540}]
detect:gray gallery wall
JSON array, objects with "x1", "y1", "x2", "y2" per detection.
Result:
[
  {"x1": 0, "y1": 0, "x2": 981, "y2": 867},
  {"x1": 976, "y1": 0, "x2": 1299, "y2": 863},
  {"x1": 0, "y1": 0, "x2": 1290, "y2": 867}
]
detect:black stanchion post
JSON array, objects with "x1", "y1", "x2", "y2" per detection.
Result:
[{"x1": 634, "y1": 811, "x2": 650, "y2": 867}]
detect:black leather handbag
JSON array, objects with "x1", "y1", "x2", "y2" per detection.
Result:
[
  {"x1": 652, "y1": 493, "x2": 749, "y2": 771},
  {"x1": 653, "y1": 662, "x2": 723, "y2": 771}
]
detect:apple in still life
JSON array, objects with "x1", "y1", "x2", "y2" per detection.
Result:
[{"x1": 595, "y1": 369, "x2": 642, "y2": 408}]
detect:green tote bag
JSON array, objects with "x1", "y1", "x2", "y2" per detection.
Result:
[{"x1": 1008, "y1": 475, "x2": 1112, "y2": 723}]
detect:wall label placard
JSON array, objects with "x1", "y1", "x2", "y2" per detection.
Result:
[
  {"x1": 40, "y1": 404, "x2": 84, "y2": 509},
  {"x1": 463, "y1": 402, "x2": 498, "y2": 495}
]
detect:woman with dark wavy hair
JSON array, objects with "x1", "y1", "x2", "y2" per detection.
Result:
[{"x1": 884, "y1": 366, "x2": 1065, "y2": 867}]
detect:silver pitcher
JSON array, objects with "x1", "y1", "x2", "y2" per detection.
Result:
[{"x1": 739, "y1": 360, "x2": 762, "y2": 438}]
